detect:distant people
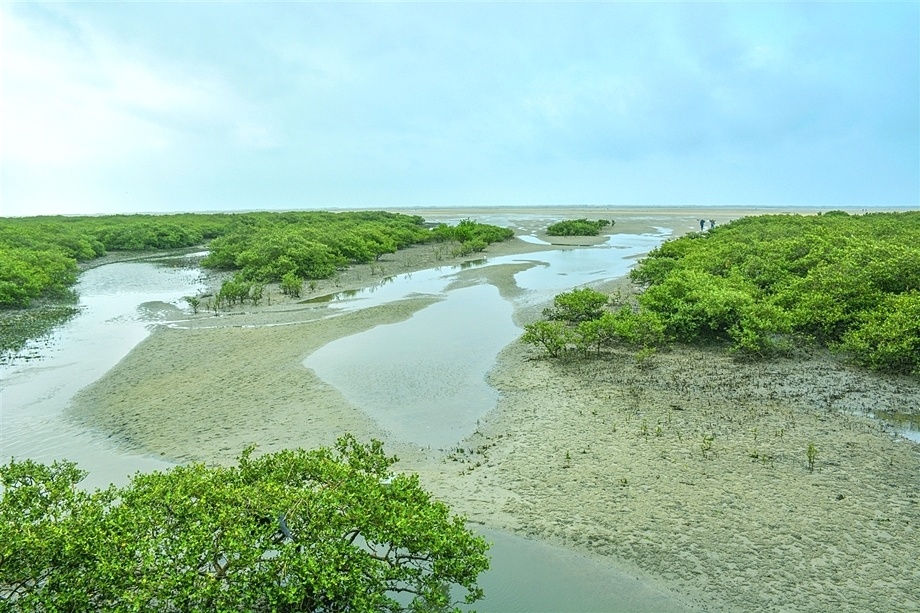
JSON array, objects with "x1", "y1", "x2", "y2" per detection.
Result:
[
  {"x1": 700, "y1": 219, "x2": 706, "y2": 231},
  {"x1": 709, "y1": 219, "x2": 716, "y2": 229}
]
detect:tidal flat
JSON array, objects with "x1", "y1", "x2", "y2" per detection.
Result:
[{"x1": 60, "y1": 207, "x2": 920, "y2": 612}]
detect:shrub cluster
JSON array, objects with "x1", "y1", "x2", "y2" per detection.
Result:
[
  {"x1": 0, "y1": 211, "x2": 516, "y2": 310},
  {"x1": 545, "y1": 218, "x2": 612, "y2": 236},
  {"x1": 0, "y1": 214, "x2": 232, "y2": 308},
  {"x1": 0, "y1": 436, "x2": 490, "y2": 612},
  {"x1": 202, "y1": 214, "x2": 514, "y2": 292},
  {"x1": 429, "y1": 218, "x2": 515, "y2": 254},
  {"x1": 522, "y1": 287, "x2": 665, "y2": 358},
  {"x1": 627, "y1": 211, "x2": 920, "y2": 372}
]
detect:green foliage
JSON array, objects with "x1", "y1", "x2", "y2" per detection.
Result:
[
  {"x1": 183, "y1": 296, "x2": 201, "y2": 314},
  {"x1": 521, "y1": 320, "x2": 571, "y2": 358},
  {"x1": 542, "y1": 288, "x2": 609, "y2": 323},
  {"x1": 0, "y1": 436, "x2": 490, "y2": 612},
  {"x1": 280, "y1": 271, "x2": 304, "y2": 298},
  {"x1": 430, "y1": 219, "x2": 514, "y2": 246},
  {"x1": 0, "y1": 213, "x2": 232, "y2": 309},
  {"x1": 545, "y1": 219, "x2": 612, "y2": 237},
  {"x1": 806, "y1": 442, "x2": 818, "y2": 471},
  {"x1": 0, "y1": 248, "x2": 78, "y2": 308},
  {"x1": 217, "y1": 277, "x2": 254, "y2": 307},
  {"x1": 627, "y1": 211, "x2": 920, "y2": 371},
  {"x1": 840, "y1": 291, "x2": 920, "y2": 374},
  {"x1": 0, "y1": 211, "x2": 514, "y2": 311}
]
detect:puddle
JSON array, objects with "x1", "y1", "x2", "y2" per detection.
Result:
[{"x1": 865, "y1": 409, "x2": 920, "y2": 443}]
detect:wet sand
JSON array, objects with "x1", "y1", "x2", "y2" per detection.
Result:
[{"x1": 70, "y1": 206, "x2": 920, "y2": 613}]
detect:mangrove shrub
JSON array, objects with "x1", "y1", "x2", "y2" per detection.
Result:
[
  {"x1": 0, "y1": 436, "x2": 490, "y2": 612},
  {"x1": 545, "y1": 219, "x2": 611, "y2": 237},
  {"x1": 628, "y1": 211, "x2": 920, "y2": 370}
]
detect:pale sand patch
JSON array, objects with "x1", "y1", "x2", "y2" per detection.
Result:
[{"x1": 70, "y1": 207, "x2": 920, "y2": 613}]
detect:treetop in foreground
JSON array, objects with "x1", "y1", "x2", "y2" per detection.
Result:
[{"x1": 0, "y1": 435, "x2": 490, "y2": 612}]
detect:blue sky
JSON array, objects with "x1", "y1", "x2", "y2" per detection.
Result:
[{"x1": 2, "y1": 2, "x2": 918, "y2": 216}]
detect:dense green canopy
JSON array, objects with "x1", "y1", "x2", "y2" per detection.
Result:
[
  {"x1": 0, "y1": 436, "x2": 490, "y2": 612},
  {"x1": 545, "y1": 219, "x2": 611, "y2": 237},
  {"x1": 524, "y1": 211, "x2": 920, "y2": 375},
  {"x1": 0, "y1": 211, "x2": 514, "y2": 309}
]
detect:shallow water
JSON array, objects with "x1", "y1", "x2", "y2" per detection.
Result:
[
  {"x1": 306, "y1": 284, "x2": 520, "y2": 448},
  {"x1": 305, "y1": 231, "x2": 671, "y2": 448},
  {"x1": 867, "y1": 409, "x2": 920, "y2": 443},
  {"x1": 469, "y1": 528, "x2": 691, "y2": 612},
  {"x1": 0, "y1": 262, "x2": 203, "y2": 488}
]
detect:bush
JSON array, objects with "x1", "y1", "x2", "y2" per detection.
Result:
[
  {"x1": 545, "y1": 219, "x2": 612, "y2": 237},
  {"x1": 840, "y1": 292, "x2": 920, "y2": 374},
  {"x1": 625, "y1": 211, "x2": 920, "y2": 371},
  {"x1": 542, "y1": 288, "x2": 609, "y2": 323},
  {"x1": 521, "y1": 320, "x2": 572, "y2": 358},
  {"x1": 0, "y1": 436, "x2": 490, "y2": 612},
  {"x1": 280, "y1": 271, "x2": 303, "y2": 298}
]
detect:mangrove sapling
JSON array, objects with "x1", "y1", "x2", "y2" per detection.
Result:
[
  {"x1": 248, "y1": 283, "x2": 265, "y2": 306},
  {"x1": 280, "y1": 271, "x2": 302, "y2": 298},
  {"x1": 701, "y1": 434, "x2": 715, "y2": 457},
  {"x1": 806, "y1": 442, "x2": 819, "y2": 471},
  {"x1": 183, "y1": 295, "x2": 201, "y2": 314}
]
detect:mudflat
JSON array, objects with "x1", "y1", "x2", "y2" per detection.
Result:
[{"x1": 70, "y1": 207, "x2": 920, "y2": 613}]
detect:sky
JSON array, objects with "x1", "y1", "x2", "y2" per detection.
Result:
[{"x1": 1, "y1": 2, "x2": 918, "y2": 217}]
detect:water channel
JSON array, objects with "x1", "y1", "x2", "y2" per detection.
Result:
[
  {"x1": 3, "y1": 226, "x2": 916, "y2": 610},
  {"x1": 1, "y1": 229, "x2": 696, "y2": 611}
]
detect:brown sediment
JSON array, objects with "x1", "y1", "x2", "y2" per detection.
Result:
[{"x1": 69, "y1": 207, "x2": 920, "y2": 613}]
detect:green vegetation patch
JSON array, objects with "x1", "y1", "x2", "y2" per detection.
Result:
[
  {"x1": 0, "y1": 435, "x2": 490, "y2": 611},
  {"x1": 546, "y1": 218, "x2": 612, "y2": 236},
  {"x1": 524, "y1": 211, "x2": 920, "y2": 375},
  {"x1": 0, "y1": 211, "x2": 515, "y2": 343},
  {"x1": 0, "y1": 213, "x2": 233, "y2": 309}
]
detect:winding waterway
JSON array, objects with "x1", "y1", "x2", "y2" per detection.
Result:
[
  {"x1": 2, "y1": 226, "x2": 917, "y2": 611},
  {"x1": 1, "y1": 230, "x2": 697, "y2": 611}
]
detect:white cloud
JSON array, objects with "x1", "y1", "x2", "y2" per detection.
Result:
[{"x1": 1, "y1": 7, "x2": 276, "y2": 169}]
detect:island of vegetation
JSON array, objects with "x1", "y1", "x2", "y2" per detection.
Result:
[{"x1": 544, "y1": 218, "x2": 611, "y2": 236}]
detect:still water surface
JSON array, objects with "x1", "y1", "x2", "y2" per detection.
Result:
[
  {"x1": 305, "y1": 231, "x2": 671, "y2": 448},
  {"x1": 0, "y1": 263, "x2": 202, "y2": 488}
]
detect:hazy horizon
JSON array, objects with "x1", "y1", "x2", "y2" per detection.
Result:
[{"x1": 2, "y1": 3, "x2": 918, "y2": 217}]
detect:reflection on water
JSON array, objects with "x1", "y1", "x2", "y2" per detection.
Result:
[
  {"x1": 867, "y1": 409, "x2": 920, "y2": 443},
  {"x1": 305, "y1": 232, "x2": 671, "y2": 448},
  {"x1": 469, "y1": 528, "x2": 691, "y2": 613},
  {"x1": 0, "y1": 262, "x2": 203, "y2": 488},
  {"x1": 306, "y1": 285, "x2": 520, "y2": 449},
  {"x1": 317, "y1": 231, "x2": 670, "y2": 314}
]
